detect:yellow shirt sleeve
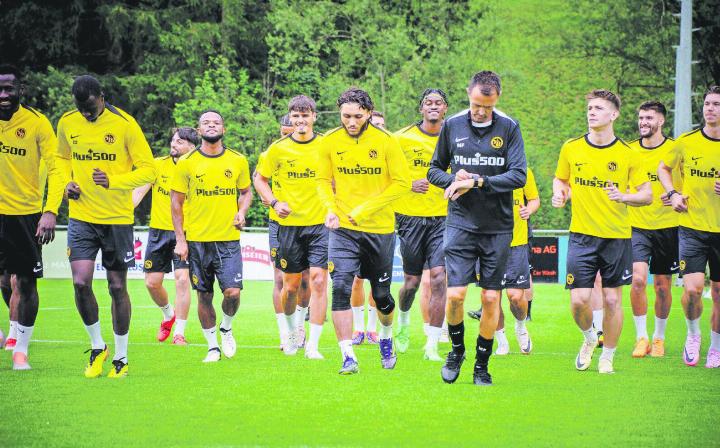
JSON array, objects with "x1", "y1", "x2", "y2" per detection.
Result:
[
  {"x1": 555, "y1": 142, "x2": 570, "y2": 180},
  {"x1": 108, "y1": 119, "x2": 157, "y2": 190},
  {"x1": 628, "y1": 157, "x2": 647, "y2": 189},
  {"x1": 236, "y1": 154, "x2": 251, "y2": 190},
  {"x1": 664, "y1": 139, "x2": 682, "y2": 170},
  {"x1": 255, "y1": 147, "x2": 275, "y2": 179},
  {"x1": 316, "y1": 139, "x2": 338, "y2": 215},
  {"x1": 37, "y1": 114, "x2": 63, "y2": 214},
  {"x1": 170, "y1": 157, "x2": 190, "y2": 194},
  {"x1": 55, "y1": 117, "x2": 72, "y2": 190},
  {"x1": 349, "y1": 135, "x2": 411, "y2": 223},
  {"x1": 523, "y1": 168, "x2": 539, "y2": 200}
]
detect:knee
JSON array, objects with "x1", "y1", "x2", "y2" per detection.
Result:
[
  {"x1": 176, "y1": 275, "x2": 190, "y2": 291},
  {"x1": 145, "y1": 276, "x2": 162, "y2": 292},
  {"x1": 631, "y1": 276, "x2": 647, "y2": 292},
  {"x1": 402, "y1": 276, "x2": 421, "y2": 294},
  {"x1": 331, "y1": 273, "x2": 354, "y2": 311},
  {"x1": 310, "y1": 272, "x2": 325, "y2": 292},
  {"x1": 73, "y1": 277, "x2": 92, "y2": 295},
  {"x1": 507, "y1": 290, "x2": 523, "y2": 308},
  {"x1": 429, "y1": 271, "x2": 445, "y2": 291},
  {"x1": 285, "y1": 281, "x2": 300, "y2": 296},
  {"x1": 604, "y1": 293, "x2": 621, "y2": 311},
  {"x1": 197, "y1": 291, "x2": 214, "y2": 306},
  {"x1": 447, "y1": 293, "x2": 465, "y2": 307},
  {"x1": 108, "y1": 282, "x2": 127, "y2": 299},
  {"x1": 482, "y1": 290, "x2": 501, "y2": 307}
]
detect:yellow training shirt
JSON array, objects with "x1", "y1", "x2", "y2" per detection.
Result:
[
  {"x1": 256, "y1": 133, "x2": 325, "y2": 226},
  {"x1": 511, "y1": 167, "x2": 539, "y2": 247},
  {"x1": 0, "y1": 105, "x2": 63, "y2": 215},
  {"x1": 627, "y1": 137, "x2": 680, "y2": 230},
  {"x1": 257, "y1": 151, "x2": 281, "y2": 222},
  {"x1": 393, "y1": 123, "x2": 447, "y2": 217},
  {"x1": 555, "y1": 134, "x2": 646, "y2": 238},
  {"x1": 149, "y1": 155, "x2": 186, "y2": 231},
  {"x1": 663, "y1": 128, "x2": 720, "y2": 233},
  {"x1": 171, "y1": 147, "x2": 251, "y2": 242},
  {"x1": 317, "y1": 124, "x2": 411, "y2": 234},
  {"x1": 56, "y1": 104, "x2": 156, "y2": 224}
]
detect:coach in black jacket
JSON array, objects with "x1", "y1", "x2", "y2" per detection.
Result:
[{"x1": 427, "y1": 70, "x2": 526, "y2": 386}]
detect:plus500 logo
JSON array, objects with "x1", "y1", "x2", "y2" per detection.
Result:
[{"x1": 453, "y1": 153, "x2": 505, "y2": 166}]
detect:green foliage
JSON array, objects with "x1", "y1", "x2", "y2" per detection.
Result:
[{"x1": 4, "y1": 0, "x2": 720, "y2": 228}]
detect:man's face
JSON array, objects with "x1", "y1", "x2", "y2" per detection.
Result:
[
  {"x1": 467, "y1": 85, "x2": 499, "y2": 124},
  {"x1": 198, "y1": 112, "x2": 224, "y2": 143},
  {"x1": 169, "y1": 132, "x2": 195, "y2": 158},
  {"x1": 75, "y1": 94, "x2": 104, "y2": 122},
  {"x1": 289, "y1": 109, "x2": 316, "y2": 135},
  {"x1": 586, "y1": 98, "x2": 618, "y2": 130},
  {"x1": 638, "y1": 109, "x2": 664, "y2": 138},
  {"x1": 370, "y1": 115, "x2": 385, "y2": 129},
  {"x1": 420, "y1": 94, "x2": 448, "y2": 123},
  {"x1": 703, "y1": 93, "x2": 720, "y2": 126},
  {"x1": 0, "y1": 74, "x2": 21, "y2": 117},
  {"x1": 340, "y1": 103, "x2": 370, "y2": 137}
]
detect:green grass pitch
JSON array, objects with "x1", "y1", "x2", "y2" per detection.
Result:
[{"x1": 1, "y1": 279, "x2": 718, "y2": 447}]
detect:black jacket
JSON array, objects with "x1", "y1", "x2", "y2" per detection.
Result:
[{"x1": 427, "y1": 109, "x2": 527, "y2": 234}]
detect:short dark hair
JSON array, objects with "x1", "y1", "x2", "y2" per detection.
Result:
[
  {"x1": 72, "y1": 75, "x2": 102, "y2": 102},
  {"x1": 468, "y1": 71, "x2": 501, "y2": 95},
  {"x1": 171, "y1": 127, "x2": 200, "y2": 146},
  {"x1": 638, "y1": 101, "x2": 667, "y2": 116},
  {"x1": 198, "y1": 109, "x2": 224, "y2": 124},
  {"x1": 288, "y1": 95, "x2": 316, "y2": 113},
  {"x1": 337, "y1": 87, "x2": 374, "y2": 111},
  {"x1": 418, "y1": 88, "x2": 448, "y2": 109},
  {"x1": 586, "y1": 89, "x2": 621, "y2": 110},
  {"x1": 704, "y1": 85, "x2": 720, "y2": 101},
  {"x1": 0, "y1": 64, "x2": 22, "y2": 82},
  {"x1": 370, "y1": 111, "x2": 384, "y2": 119},
  {"x1": 279, "y1": 113, "x2": 292, "y2": 127}
]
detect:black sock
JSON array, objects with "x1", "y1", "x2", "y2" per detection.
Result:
[
  {"x1": 475, "y1": 335, "x2": 493, "y2": 368},
  {"x1": 448, "y1": 321, "x2": 465, "y2": 355}
]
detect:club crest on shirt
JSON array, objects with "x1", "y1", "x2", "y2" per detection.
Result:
[
  {"x1": 368, "y1": 149, "x2": 378, "y2": 159},
  {"x1": 491, "y1": 136, "x2": 504, "y2": 149},
  {"x1": 15, "y1": 128, "x2": 26, "y2": 139},
  {"x1": 104, "y1": 133, "x2": 115, "y2": 144},
  {"x1": 225, "y1": 169, "x2": 233, "y2": 178},
  {"x1": 607, "y1": 161, "x2": 617, "y2": 172}
]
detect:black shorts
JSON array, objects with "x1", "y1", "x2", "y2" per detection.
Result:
[
  {"x1": 0, "y1": 213, "x2": 43, "y2": 278},
  {"x1": 565, "y1": 233, "x2": 632, "y2": 289},
  {"x1": 631, "y1": 227, "x2": 679, "y2": 275},
  {"x1": 678, "y1": 226, "x2": 720, "y2": 281},
  {"x1": 67, "y1": 218, "x2": 135, "y2": 271},
  {"x1": 188, "y1": 240, "x2": 243, "y2": 292},
  {"x1": 504, "y1": 244, "x2": 531, "y2": 290},
  {"x1": 444, "y1": 226, "x2": 511, "y2": 290},
  {"x1": 277, "y1": 224, "x2": 328, "y2": 273},
  {"x1": 395, "y1": 214, "x2": 445, "y2": 276},
  {"x1": 144, "y1": 228, "x2": 189, "y2": 273},
  {"x1": 328, "y1": 228, "x2": 394, "y2": 282},
  {"x1": 268, "y1": 219, "x2": 280, "y2": 264}
]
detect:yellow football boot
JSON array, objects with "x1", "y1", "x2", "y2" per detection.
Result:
[
  {"x1": 632, "y1": 337, "x2": 650, "y2": 358},
  {"x1": 107, "y1": 359, "x2": 128, "y2": 379},
  {"x1": 84, "y1": 346, "x2": 108, "y2": 378},
  {"x1": 650, "y1": 338, "x2": 665, "y2": 357}
]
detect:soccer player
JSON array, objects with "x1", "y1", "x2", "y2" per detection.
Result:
[
  {"x1": 171, "y1": 110, "x2": 252, "y2": 363},
  {"x1": 552, "y1": 89, "x2": 651, "y2": 374},
  {"x1": 0, "y1": 64, "x2": 64, "y2": 369},
  {"x1": 492, "y1": 167, "x2": 540, "y2": 355},
  {"x1": 394, "y1": 88, "x2": 449, "y2": 361},
  {"x1": 133, "y1": 127, "x2": 200, "y2": 345},
  {"x1": 257, "y1": 116, "x2": 311, "y2": 350},
  {"x1": 370, "y1": 111, "x2": 386, "y2": 129},
  {"x1": 56, "y1": 75, "x2": 157, "y2": 378},
  {"x1": 317, "y1": 87, "x2": 410, "y2": 374},
  {"x1": 658, "y1": 85, "x2": 720, "y2": 368},
  {"x1": 627, "y1": 101, "x2": 678, "y2": 358},
  {"x1": 255, "y1": 95, "x2": 328, "y2": 359},
  {"x1": 428, "y1": 71, "x2": 527, "y2": 386}
]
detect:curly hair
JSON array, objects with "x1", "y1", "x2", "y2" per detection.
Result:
[{"x1": 337, "y1": 87, "x2": 374, "y2": 111}]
